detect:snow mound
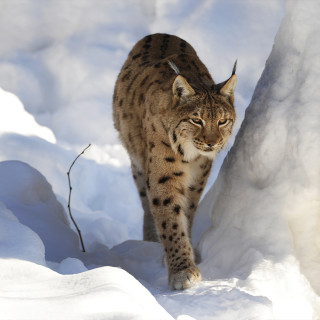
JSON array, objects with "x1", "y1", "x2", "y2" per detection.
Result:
[
  {"x1": 198, "y1": 0, "x2": 320, "y2": 317},
  {"x1": 0, "y1": 201, "x2": 45, "y2": 266},
  {"x1": 0, "y1": 259, "x2": 174, "y2": 320},
  {"x1": 0, "y1": 160, "x2": 81, "y2": 262}
]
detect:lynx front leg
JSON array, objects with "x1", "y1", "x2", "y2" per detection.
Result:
[
  {"x1": 146, "y1": 148, "x2": 201, "y2": 289},
  {"x1": 149, "y1": 188, "x2": 201, "y2": 289}
]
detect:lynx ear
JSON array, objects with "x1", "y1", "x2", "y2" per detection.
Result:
[
  {"x1": 217, "y1": 60, "x2": 237, "y2": 102},
  {"x1": 172, "y1": 75, "x2": 195, "y2": 99},
  {"x1": 219, "y1": 74, "x2": 237, "y2": 98}
]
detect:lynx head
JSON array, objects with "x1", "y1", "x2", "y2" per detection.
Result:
[{"x1": 168, "y1": 61, "x2": 237, "y2": 161}]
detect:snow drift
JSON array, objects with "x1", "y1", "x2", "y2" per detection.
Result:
[
  {"x1": 0, "y1": 259, "x2": 174, "y2": 320},
  {"x1": 198, "y1": 0, "x2": 320, "y2": 317}
]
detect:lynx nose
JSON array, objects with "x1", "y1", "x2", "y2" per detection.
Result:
[
  {"x1": 206, "y1": 135, "x2": 223, "y2": 148},
  {"x1": 202, "y1": 130, "x2": 221, "y2": 148},
  {"x1": 205, "y1": 135, "x2": 220, "y2": 148}
]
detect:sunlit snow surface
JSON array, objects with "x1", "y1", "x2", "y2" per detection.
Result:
[{"x1": 0, "y1": 0, "x2": 320, "y2": 319}]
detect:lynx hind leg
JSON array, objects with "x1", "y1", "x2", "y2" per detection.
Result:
[
  {"x1": 143, "y1": 206, "x2": 158, "y2": 242},
  {"x1": 131, "y1": 164, "x2": 158, "y2": 242}
]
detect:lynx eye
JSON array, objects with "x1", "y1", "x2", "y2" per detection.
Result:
[
  {"x1": 190, "y1": 118, "x2": 203, "y2": 126},
  {"x1": 218, "y1": 119, "x2": 229, "y2": 126}
]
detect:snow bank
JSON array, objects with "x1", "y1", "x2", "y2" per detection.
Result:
[
  {"x1": 0, "y1": 201, "x2": 45, "y2": 266},
  {"x1": 198, "y1": 0, "x2": 320, "y2": 317},
  {"x1": 0, "y1": 259, "x2": 174, "y2": 320},
  {"x1": 0, "y1": 160, "x2": 81, "y2": 262}
]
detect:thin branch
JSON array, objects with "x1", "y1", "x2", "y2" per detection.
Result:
[{"x1": 67, "y1": 144, "x2": 91, "y2": 252}]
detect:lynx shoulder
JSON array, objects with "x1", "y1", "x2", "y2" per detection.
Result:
[{"x1": 113, "y1": 33, "x2": 236, "y2": 290}]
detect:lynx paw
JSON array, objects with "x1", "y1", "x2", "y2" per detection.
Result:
[{"x1": 169, "y1": 265, "x2": 201, "y2": 290}]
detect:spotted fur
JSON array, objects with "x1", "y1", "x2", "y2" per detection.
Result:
[{"x1": 113, "y1": 33, "x2": 236, "y2": 290}]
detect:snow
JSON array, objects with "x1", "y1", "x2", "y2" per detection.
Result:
[
  {"x1": 0, "y1": 259, "x2": 173, "y2": 320},
  {"x1": 0, "y1": 0, "x2": 319, "y2": 319},
  {"x1": 198, "y1": 0, "x2": 320, "y2": 317},
  {"x1": 0, "y1": 88, "x2": 56, "y2": 143}
]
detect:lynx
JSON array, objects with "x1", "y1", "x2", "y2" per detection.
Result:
[{"x1": 113, "y1": 33, "x2": 236, "y2": 290}]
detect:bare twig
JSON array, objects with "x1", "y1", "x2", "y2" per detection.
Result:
[{"x1": 67, "y1": 144, "x2": 91, "y2": 252}]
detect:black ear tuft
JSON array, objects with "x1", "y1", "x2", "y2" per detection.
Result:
[{"x1": 232, "y1": 60, "x2": 237, "y2": 75}]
